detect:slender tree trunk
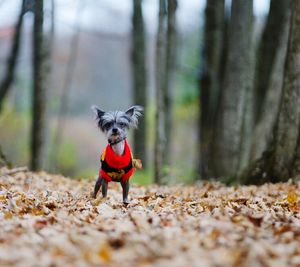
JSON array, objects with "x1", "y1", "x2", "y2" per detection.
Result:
[
  {"x1": 0, "y1": 0, "x2": 25, "y2": 111},
  {"x1": 154, "y1": 0, "x2": 167, "y2": 184},
  {"x1": 199, "y1": 0, "x2": 224, "y2": 179},
  {"x1": 253, "y1": 0, "x2": 291, "y2": 124},
  {"x1": 132, "y1": 0, "x2": 147, "y2": 168},
  {"x1": 31, "y1": 0, "x2": 48, "y2": 171},
  {"x1": 238, "y1": 16, "x2": 256, "y2": 174},
  {"x1": 43, "y1": 0, "x2": 55, "y2": 170},
  {"x1": 209, "y1": 9, "x2": 229, "y2": 178},
  {"x1": 238, "y1": 71, "x2": 254, "y2": 174},
  {"x1": 163, "y1": 0, "x2": 177, "y2": 165},
  {"x1": 50, "y1": 1, "x2": 81, "y2": 171},
  {"x1": 250, "y1": 5, "x2": 291, "y2": 162},
  {"x1": 241, "y1": 0, "x2": 300, "y2": 184},
  {"x1": 214, "y1": 0, "x2": 253, "y2": 177}
]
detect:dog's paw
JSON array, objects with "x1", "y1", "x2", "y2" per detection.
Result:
[
  {"x1": 123, "y1": 199, "x2": 130, "y2": 205},
  {"x1": 127, "y1": 199, "x2": 139, "y2": 208}
]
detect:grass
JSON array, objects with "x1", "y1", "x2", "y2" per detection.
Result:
[{"x1": 131, "y1": 169, "x2": 154, "y2": 185}]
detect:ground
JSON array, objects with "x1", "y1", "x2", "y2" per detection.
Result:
[{"x1": 0, "y1": 167, "x2": 300, "y2": 267}]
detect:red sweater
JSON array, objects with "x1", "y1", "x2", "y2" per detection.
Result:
[{"x1": 99, "y1": 140, "x2": 134, "y2": 182}]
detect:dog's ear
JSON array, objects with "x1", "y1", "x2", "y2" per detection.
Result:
[
  {"x1": 91, "y1": 105, "x2": 105, "y2": 119},
  {"x1": 91, "y1": 105, "x2": 105, "y2": 130},
  {"x1": 125, "y1": 105, "x2": 143, "y2": 127}
]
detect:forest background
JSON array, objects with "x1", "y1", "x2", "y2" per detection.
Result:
[{"x1": 1, "y1": 0, "x2": 294, "y2": 185}]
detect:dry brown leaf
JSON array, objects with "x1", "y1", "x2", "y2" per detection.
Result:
[
  {"x1": 4, "y1": 211, "x2": 13, "y2": 220},
  {"x1": 287, "y1": 190, "x2": 298, "y2": 206},
  {"x1": 247, "y1": 214, "x2": 264, "y2": 227},
  {"x1": 98, "y1": 244, "x2": 112, "y2": 263},
  {"x1": 33, "y1": 218, "x2": 48, "y2": 229}
]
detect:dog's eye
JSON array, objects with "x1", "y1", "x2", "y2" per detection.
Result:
[
  {"x1": 105, "y1": 122, "x2": 113, "y2": 129},
  {"x1": 119, "y1": 122, "x2": 126, "y2": 128}
]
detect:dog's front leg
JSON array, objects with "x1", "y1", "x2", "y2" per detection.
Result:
[
  {"x1": 93, "y1": 177, "x2": 102, "y2": 198},
  {"x1": 121, "y1": 180, "x2": 130, "y2": 204},
  {"x1": 101, "y1": 179, "x2": 108, "y2": 198},
  {"x1": 93, "y1": 177, "x2": 108, "y2": 199}
]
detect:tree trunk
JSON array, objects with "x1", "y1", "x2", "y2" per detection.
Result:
[
  {"x1": 241, "y1": 0, "x2": 300, "y2": 184},
  {"x1": 199, "y1": 0, "x2": 225, "y2": 179},
  {"x1": 209, "y1": 9, "x2": 229, "y2": 179},
  {"x1": 293, "y1": 131, "x2": 300, "y2": 177},
  {"x1": 163, "y1": 0, "x2": 177, "y2": 166},
  {"x1": 50, "y1": 1, "x2": 81, "y2": 172},
  {"x1": 238, "y1": 5, "x2": 259, "y2": 174},
  {"x1": 132, "y1": 0, "x2": 147, "y2": 168},
  {"x1": 0, "y1": 0, "x2": 25, "y2": 111},
  {"x1": 31, "y1": 0, "x2": 48, "y2": 171},
  {"x1": 214, "y1": 0, "x2": 253, "y2": 177},
  {"x1": 154, "y1": 0, "x2": 167, "y2": 184},
  {"x1": 253, "y1": 0, "x2": 291, "y2": 124},
  {"x1": 238, "y1": 42, "x2": 255, "y2": 174},
  {"x1": 250, "y1": 5, "x2": 291, "y2": 162}
]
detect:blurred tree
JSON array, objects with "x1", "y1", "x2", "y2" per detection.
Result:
[
  {"x1": 163, "y1": 0, "x2": 177, "y2": 165},
  {"x1": 132, "y1": 0, "x2": 147, "y2": 168},
  {"x1": 253, "y1": 0, "x2": 291, "y2": 124},
  {"x1": 241, "y1": 0, "x2": 300, "y2": 184},
  {"x1": 0, "y1": 145, "x2": 11, "y2": 167},
  {"x1": 198, "y1": 0, "x2": 225, "y2": 179},
  {"x1": 50, "y1": 0, "x2": 81, "y2": 172},
  {"x1": 154, "y1": 0, "x2": 178, "y2": 183},
  {"x1": 214, "y1": 0, "x2": 253, "y2": 177},
  {"x1": 154, "y1": 0, "x2": 167, "y2": 183},
  {"x1": 0, "y1": 0, "x2": 25, "y2": 111},
  {"x1": 31, "y1": 0, "x2": 49, "y2": 170},
  {"x1": 250, "y1": 2, "x2": 291, "y2": 163},
  {"x1": 238, "y1": 12, "x2": 257, "y2": 175}
]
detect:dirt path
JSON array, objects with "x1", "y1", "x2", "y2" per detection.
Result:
[{"x1": 0, "y1": 167, "x2": 299, "y2": 267}]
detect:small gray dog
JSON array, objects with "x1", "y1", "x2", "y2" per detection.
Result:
[{"x1": 92, "y1": 105, "x2": 143, "y2": 204}]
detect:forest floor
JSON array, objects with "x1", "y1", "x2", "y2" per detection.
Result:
[{"x1": 0, "y1": 167, "x2": 300, "y2": 267}]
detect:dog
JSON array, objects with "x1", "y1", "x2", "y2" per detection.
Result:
[{"x1": 91, "y1": 105, "x2": 143, "y2": 204}]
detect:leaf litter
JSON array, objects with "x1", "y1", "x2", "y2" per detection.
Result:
[{"x1": 0, "y1": 167, "x2": 300, "y2": 267}]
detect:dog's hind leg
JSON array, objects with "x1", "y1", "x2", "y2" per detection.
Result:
[
  {"x1": 93, "y1": 177, "x2": 102, "y2": 198},
  {"x1": 121, "y1": 180, "x2": 130, "y2": 204}
]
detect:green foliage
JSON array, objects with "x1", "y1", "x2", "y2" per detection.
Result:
[
  {"x1": 0, "y1": 107, "x2": 29, "y2": 166},
  {"x1": 56, "y1": 141, "x2": 77, "y2": 177},
  {"x1": 131, "y1": 169, "x2": 153, "y2": 185},
  {"x1": 174, "y1": 99, "x2": 198, "y2": 119},
  {"x1": 175, "y1": 30, "x2": 201, "y2": 106},
  {"x1": 219, "y1": 175, "x2": 240, "y2": 186},
  {"x1": 75, "y1": 168, "x2": 97, "y2": 180}
]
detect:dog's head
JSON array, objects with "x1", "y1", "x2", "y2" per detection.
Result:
[{"x1": 91, "y1": 105, "x2": 143, "y2": 144}]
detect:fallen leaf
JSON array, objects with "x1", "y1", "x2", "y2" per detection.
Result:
[
  {"x1": 4, "y1": 211, "x2": 13, "y2": 220},
  {"x1": 33, "y1": 219, "x2": 47, "y2": 229},
  {"x1": 247, "y1": 214, "x2": 264, "y2": 227},
  {"x1": 287, "y1": 190, "x2": 298, "y2": 206},
  {"x1": 98, "y1": 244, "x2": 112, "y2": 263}
]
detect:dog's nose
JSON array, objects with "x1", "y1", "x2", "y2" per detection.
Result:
[{"x1": 112, "y1": 128, "x2": 118, "y2": 134}]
